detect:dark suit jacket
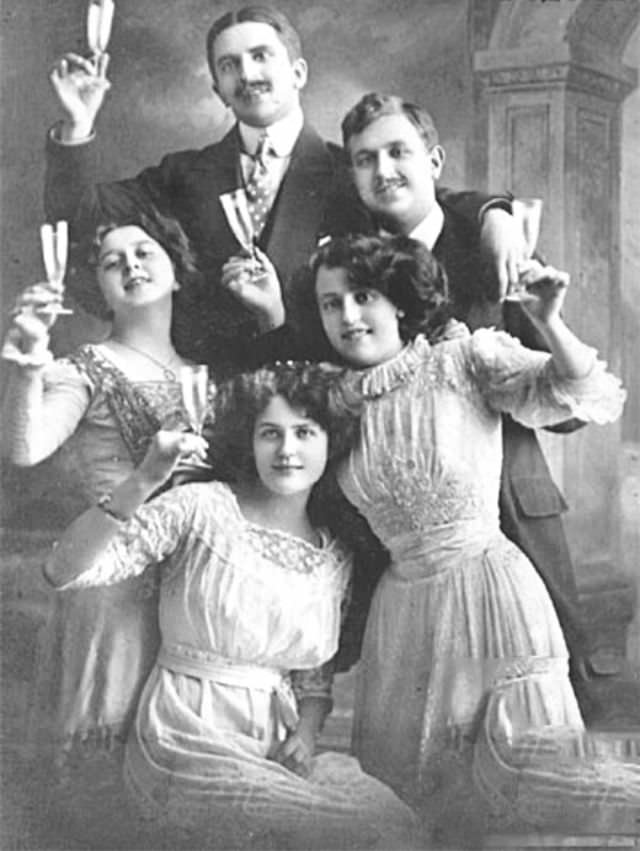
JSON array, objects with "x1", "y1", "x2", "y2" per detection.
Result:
[
  {"x1": 45, "y1": 124, "x2": 497, "y2": 374},
  {"x1": 45, "y1": 124, "x2": 343, "y2": 371}
]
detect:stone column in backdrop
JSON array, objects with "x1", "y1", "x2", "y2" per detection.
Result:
[{"x1": 473, "y1": 0, "x2": 639, "y2": 669}]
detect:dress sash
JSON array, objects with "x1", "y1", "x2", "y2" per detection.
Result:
[{"x1": 157, "y1": 644, "x2": 299, "y2": 731}]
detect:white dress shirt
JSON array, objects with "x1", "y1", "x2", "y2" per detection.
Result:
[
  {"x1": 408, "y1": 203, "x2": 445, "y2": 250},
  {"x1": 238, "y1": 106, "x2": 304, "y2": 196}
]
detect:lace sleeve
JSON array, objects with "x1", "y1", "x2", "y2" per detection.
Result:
[
  {"x1": 2, "y1": 357, "x2": 92, "y2": 465},
  {"x1": 290, "y1": 660, "x2": 334, "y2": 705},
  {"x1": 58, "y1": 485, "x2": 197, "y2": 589},
  {"x1": 468, "y1": 328, "x2": 626, "y2": 428}
]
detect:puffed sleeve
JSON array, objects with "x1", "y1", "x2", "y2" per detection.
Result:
[
  {"x1": 57, "y1": 484, "x2": 200, "y2": 589},
  {"x1": 467, "y1": 328, "x2": 626, "y2": 428},
  {"x1": 3, "y1": 357, "x2": 93, "y2": 465}
]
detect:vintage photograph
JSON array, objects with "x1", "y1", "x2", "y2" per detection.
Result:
[{"x1": 1, "y1": 1, "x2": 639, "y2": 848}]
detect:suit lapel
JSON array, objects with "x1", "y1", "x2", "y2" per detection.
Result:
[
  {"x1": 263, "y1": 124, "x2": 337, "y2": 290},
  {"x1": 189, "y1": 128, "x2": 245, "y2": 259}
]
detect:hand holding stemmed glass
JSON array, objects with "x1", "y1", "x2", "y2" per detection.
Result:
[
  {"x1": 219, "y1": 192, "x2": 286, "y2": 332},
  {"x1": 2, "y1": 221, "x2": 72, "y2": 366},
  {"x1": 49, "y1": 1, "x2": 115, "y2": 142},
  {"x1": 174, "y1": 364, "x2": 215, "y2": 476},
  {"x1": 502, "y1": 198, "x2": 571, "y2": 322},
  {"x1": 503, "y1": 198, "x2": 544, "y2": 302}
]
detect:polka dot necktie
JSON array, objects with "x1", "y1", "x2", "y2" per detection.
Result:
[{"x1": 245, "y1": 133, "x2": 276, "y2": 237}]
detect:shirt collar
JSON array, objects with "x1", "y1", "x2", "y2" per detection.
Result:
[
  {"x1": 238, "y1": 107, "x2": 304, "y2": 158},
  {"x1": 409, "y1": 203, "x2": 445, "y2": 250}
]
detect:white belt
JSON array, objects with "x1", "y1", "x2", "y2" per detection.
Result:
[{"x1": 157, "y1": 644, "x2": 299, "y2": 730}]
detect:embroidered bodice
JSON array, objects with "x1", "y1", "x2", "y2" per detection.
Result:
[
  {"x1": 64, "y1": 482, "x2": 353, "y2": 671},
  {"x1": 337, "y1": 329, "x2": 624, "y2": 579},
  {"x1": 37, "y1": 345, "x2": 186, "y2": 520}
]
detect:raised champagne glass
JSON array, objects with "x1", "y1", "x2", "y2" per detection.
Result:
[
  {"x1": 219, "y1": 190, "x2": 265, "y2": 282},
  {"x1": 503, "y1": 198, "x2": 544, "y2": 302},
  {"x1": 87, "y1": 0, "x2": 115, "y2": 58},
  {"x1": 40, "y1": 221, "x2": 73, "y2": 315},
  {"x1": 179, "y1": 365, "x2": 210, "y2": 437}
]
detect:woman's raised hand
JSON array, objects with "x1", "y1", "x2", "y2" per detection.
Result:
[
  {"x1": 49, "y1": 52, "x2": 111, "y2": 140},
  {"x1": 2, "y1": 283, "x2": 62, "y2": 365},
  {"x1": 515, "y1": 260, "x2": 570, "y2": 326},
  {"x1": 137, "y1": 430, "x2": 209, "y2": 490}
]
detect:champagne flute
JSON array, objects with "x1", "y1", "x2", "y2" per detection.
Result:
[
  {"x1": 40, "y1": 221, "x2": 73, "y2": 315},
  {"x1": 504, "y1": 198, "x2": 543, "y2": 302},
  {"x1": 87, "y1": 0, "x2": 115, "y2": 58},
  {"x1": 220, "y1": 190, "x2": 265, "y2": 282},
  {"x1": 179, "y1": 365, "x2": 210, "y2": 437}
]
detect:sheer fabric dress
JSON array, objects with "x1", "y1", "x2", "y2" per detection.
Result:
[
  {"x1": 28, "y1": 345, "x2": 185, "y2": 761},
  {"x1": 336, "y1": 326, "x2": 639, "y2": 836},
  {"x1": 59, "y1": 480, "x2": 417, "y2": 849}
]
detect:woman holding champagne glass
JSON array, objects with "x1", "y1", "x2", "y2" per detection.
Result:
[
  {"x1": 301, "y1": 233, "x2": 639, "y2": 842},
  {"x1": 1, "y1": 201, "x2": 211, "y2": 790}
]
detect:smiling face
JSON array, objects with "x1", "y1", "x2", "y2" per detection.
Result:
[
  {"x1": 252, "y1": 395, "x2": 329, "y2": 498},
  {"x1": 96, "y1": 225, "x2": 178, "y2": 314},
  {"x1": 348, "y1": 113, "x2": 445, "y2": 234},
  {"x1": 315, "y1": 265, "x2": 404, "y2": 368},
  {"x1": 211, "y1": 21, "x2": 307, "y2": 128}
]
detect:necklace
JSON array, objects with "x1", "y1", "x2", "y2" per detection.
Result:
[{"x1": 108, "y1": 339, "x2": 179, "y2": 381}]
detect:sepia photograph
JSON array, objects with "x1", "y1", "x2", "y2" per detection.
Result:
[{"x1": 1, "y1": 1, "x2": 640, "y2": 848}]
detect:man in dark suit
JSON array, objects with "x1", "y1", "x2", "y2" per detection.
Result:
[
  {"x1": 44, "y1": 5, "x2": 516, "y2": 373},
  {"x1": 329, "y1": 92, "x2": 589, "y2": 694}
]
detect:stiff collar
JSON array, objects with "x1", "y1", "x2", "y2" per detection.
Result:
[
  {"x1": 238, "y1": 106, "x2": 304, "y2": 158},
  {"x1": 409, "y1": 203, "x2": 445, "y2": 250}
]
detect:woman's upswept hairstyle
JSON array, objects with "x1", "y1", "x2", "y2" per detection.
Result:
[
  {"x1": 66, "y1": 199, "x2": 202, "y2": 322},
  {"x1": 295, "y1": 233, "x2": 451, "y2": 354},
  {"x1": 208, "y1": 361, "x2": 358, "y2": 483},
  {"x1": 206, "y1": 5, "x2": 303, "y2": 79}
]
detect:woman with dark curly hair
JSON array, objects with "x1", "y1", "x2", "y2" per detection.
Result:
[
  {"x1": 45, "y1": 362, "x2": 417, "y2": 850},
  {"x1": 306, "y1": 233, "x2": 639, "y2": 842},
  {"x1": 1, "y1": 204, "x2": 208, "y2": 775}
]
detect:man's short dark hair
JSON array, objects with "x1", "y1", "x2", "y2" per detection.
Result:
[
  {"x1": 341, "y1": 93, "x2": 439, "y2": 155},
  {"x1": 206, "y1": 5, "x2": 303, "y2": 80}
]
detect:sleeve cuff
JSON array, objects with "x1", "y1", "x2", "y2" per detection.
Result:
[
  {"x1": 49, "y1": 121, "x2": 96, "y2": 146},
  {"x1": 479, "y1": 196, "x2": 513, "y2": 223}
]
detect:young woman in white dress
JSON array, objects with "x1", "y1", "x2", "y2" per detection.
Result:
[
  {"x1": 1, "y1": 207, "x2": 208, "y2": 842},
  {"x1": 45, "y1": 362, "x2": 418, "y2": 850},
  {"x1": 304, "y1": 232, "x2": 638, "y2": 844}
]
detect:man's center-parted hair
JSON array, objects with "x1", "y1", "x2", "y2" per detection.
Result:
[
  {"x1": 207, "y1": 361, "x2": 359, "y2": 483},
  {"x1": 341, "y1": 92, "x2": 440, "y2": 155},
  {"x1": 206, "y1": 4, "x2": 303, "y2": 80}
]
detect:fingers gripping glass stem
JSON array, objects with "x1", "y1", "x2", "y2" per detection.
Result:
[{"x1": 504, "y1": 198, "x2": 543, "y2": 302}]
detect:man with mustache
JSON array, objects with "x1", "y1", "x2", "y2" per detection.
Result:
[{"x1": 44, "y1": 5, "x2": 519, "y2": 373}]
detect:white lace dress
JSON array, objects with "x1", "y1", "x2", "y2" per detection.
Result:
[
  {"x1": 337, "y1": 328, "x2": 639, "y2": 838},
  {"x1": 60, "y1": 481, "x2": 417, "y2": 850}
]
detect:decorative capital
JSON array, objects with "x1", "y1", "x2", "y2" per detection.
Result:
[{"x1": 476, "y1": 59, "x2": 637, "y2": 102}]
